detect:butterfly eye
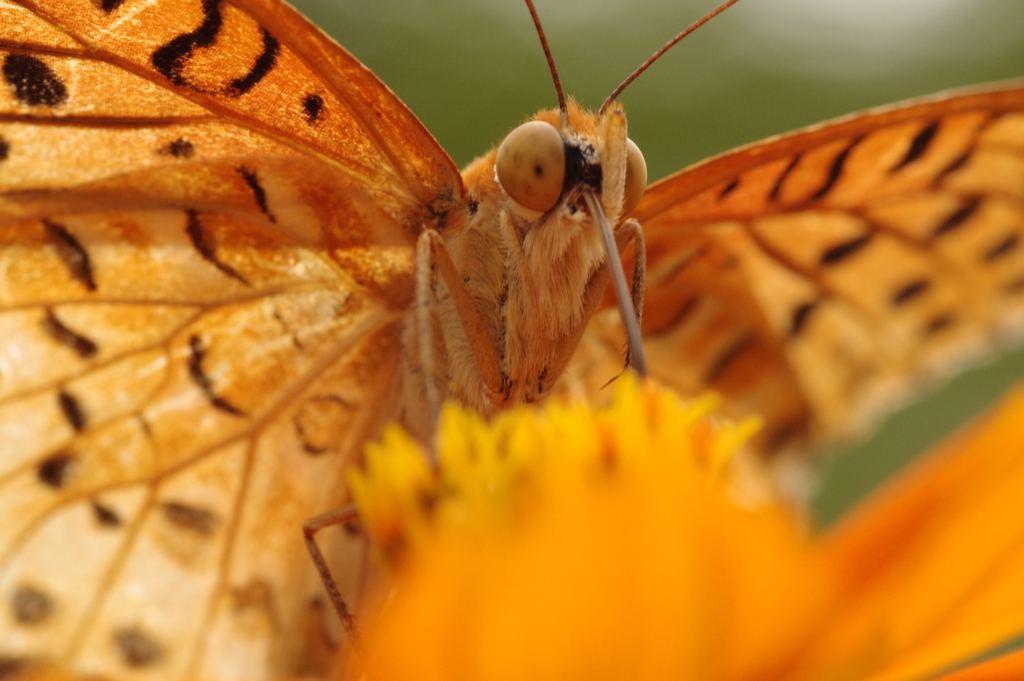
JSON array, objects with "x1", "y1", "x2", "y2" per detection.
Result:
[
  {"x1": 496, "y1": 120, "x2": 566, "y2": 212},
  {"x1": 622, "y1": 137, "x2": 648, "y2": 215}
]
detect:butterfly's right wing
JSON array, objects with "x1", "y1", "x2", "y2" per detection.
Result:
[
  {"x1": 567, "y1": 83, "x2": 1024, "y2": 480},
  {"x1": 0, "y1": 1, "x2": 463, "y2": 679}
]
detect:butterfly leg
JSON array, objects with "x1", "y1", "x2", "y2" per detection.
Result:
[
  {"x1": 415, "y1": 229, "x2": 508, "y2": 426},
  {"x1": 616, "y1": 218, "x2": 647, "y2": 371},
  {"x1": 303, "y1": 505, "x2": 363, "y2": 650}
]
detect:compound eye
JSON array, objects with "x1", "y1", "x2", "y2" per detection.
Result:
[
  {"x1": 496, "y1": 120, "x2": 566, "y2": 212},
  {"x1": 622, "y1": 137, "x2": 648, "y2": 215}
]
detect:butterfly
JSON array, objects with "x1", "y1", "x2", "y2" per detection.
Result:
[{"x1": 0, "y1": 0, "x2": 1022, "y2": 679}]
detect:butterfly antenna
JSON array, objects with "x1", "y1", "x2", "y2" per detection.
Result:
[
  {"x1": 600, "y1": 0, "x2": 741, "y2": 113},
  {"x1": 524, "y1": 0, "x2": 568, "y2": 127}
]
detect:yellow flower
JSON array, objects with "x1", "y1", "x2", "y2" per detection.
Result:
[{"x1": 349, "y1": 376, "x2": 1024, "y2": 681}]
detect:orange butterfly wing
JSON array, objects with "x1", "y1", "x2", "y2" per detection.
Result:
[
  {"x1": 568, "y1": 83, "x2": 1024, "y2": 484},
  {"x1": 0, "y1": 1, "x2": 461, "y2": 678}
]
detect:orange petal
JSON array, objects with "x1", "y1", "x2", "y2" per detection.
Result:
[{"x1": 792, "y1": 386, "x2": 1024, "y2": 680}]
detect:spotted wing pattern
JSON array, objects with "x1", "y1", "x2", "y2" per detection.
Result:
[
  {"x1": 566, "y1": 84, "x2": 1024, "y2": 482},
  {"x1": 0, "y1": 0, "x2": 462, "y2": 678}
]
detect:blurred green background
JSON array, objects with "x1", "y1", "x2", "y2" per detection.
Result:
[{"x1": 288, "y1": 0, "x2": 1024, "y2": 525}]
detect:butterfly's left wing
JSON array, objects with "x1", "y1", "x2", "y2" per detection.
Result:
[
  {"x1": 0, "y1": 1, "x2": 462, "y2": 679},
  {"x1": 566, "y1": 82, "x2": 1024, "y2": 482}
]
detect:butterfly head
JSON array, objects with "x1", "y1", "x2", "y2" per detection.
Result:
[{"x1": 494, "y1": 100, "x2": 647, "y2": 227}]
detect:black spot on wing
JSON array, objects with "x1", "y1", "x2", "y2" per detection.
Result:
[
  {"x1": 97, "y1": 0, "x2": 127, "y2": 11},
  {"x1": 769, "y1": 154, "x2": 802, "y2": 202},
  {"x1": 820, "y1": 234, "x2": 872, "y2": 266},
  {"x1": 937, "y1": 151, "x2": 971, "y2": 181},
  {"x1": 152, "y1": 2, "x2": 277, "y2": 98},
  {"x1": 237, "y1": 167, "x2": 275, "y2": 222},
  {"x1": 58, "y1": 390, "x2": 86, "y2": 432},
  {"x1": 892, "y1": 121, "x2": 939, "y2": 172},
  {"x1": 158, "y1": 138, "x2": 195, "y2": 159},
  {"x1": 704, "y1": 333, "x2": 754, "y2": 384},
  {"x1": 44, "y1": 219, "x2": 96, "y2": 292},
  {"x1": 151, "y1": 0, "x2": 222, "y2": 88},
  {"x1": 37, "y1": 453, "x2": 76, "y2": 489},
  {"x1": 294, "y1": 395, "x2": 352, "y2": 455},
  {"x1": 185, "y1": 210, "x2": 249, "y2": 284},
  {"x1": 1005, "y1": 277, "x2": 1024, "y2": 294},
  {"x1": 719, "y1": 177, "x2": 739, "y2": 199},
  {"x1": 10, "y1": 585, "x2": 54, "y2": 625},
  {"x1": 188, "y1": 335, "x2": 247, "y2": 416},
  {"x1": 985, "y1": 234, "x2": 1020, "y2": 262},
  {"x1": 116, "y1": 626, "x2": 163, "y2": 668},
  {"x1": 42, "y1": 309, "x2": 98, "y2": 359},
  {"x1": 302, "y1": 93, "x2": 324, "y2": 124},
  {"x1": 0, "y1": 136, "x2": 8, "y2": 161},
  {"x1": 810, "y1": 137, "x2": 862, "y2": 201},
  {"x1": 272, "y1": 308, "x2": 305, "y2": 351},
  {"x1": 654, "y1": 246, "x2": 709, "y2": 286},
  {"x1": 923, "y1": 312, "x2": 957, "y2": 336},
  {"x1": 933, "y1": 196, "x2": 981, "y2": 238},
  {"x1": 648, "y1": 296, "x2": 700, "y2": 338},
  {"x1": 161, "y1": 501, "x2": 218, "y2": 536},
  {"x1": 92, "y1": 501, "x2": 122, "y2": 528},
  {"x1": 789, "y1": 301, "x2": 818, "y2": 338},
  {"x1": 2, "y1": 54, "x2": 68, "y2": 107},
  {"x1": 0, "y1": 657, "x2": 33, "y2": 679},
  {"x1": 226, "y1": 29, "x2": 279, "y2": 96},
  {"x1": 891, "y1": 278, "x2": 930, "y2": 306}
]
